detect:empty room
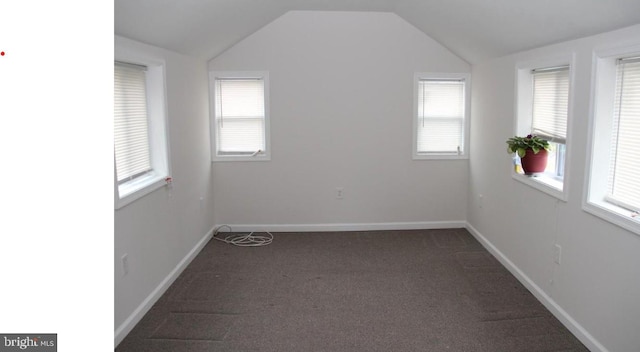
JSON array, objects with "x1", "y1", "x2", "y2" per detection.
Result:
[{"x1": 114, "y1": 1, "x2": 640, "y2": 351}]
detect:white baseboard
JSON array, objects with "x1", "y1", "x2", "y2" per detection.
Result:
[
  {"x1": 215, "y1": 221, "x2": 466, "y2": 233},
  {"x1": 465, "y1": 222, "x2": 608, "y2": 352},
  {"x1": 114, "y1": 226, "x2": 215, "y2": 347}
]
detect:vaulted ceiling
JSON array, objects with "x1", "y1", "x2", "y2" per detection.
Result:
[{"x1": 115, "y1": 0, "x2": 640, "y2": 64}]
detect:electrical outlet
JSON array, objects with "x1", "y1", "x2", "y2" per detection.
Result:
[
  {"x1": 554, "y1": 244, "x2": 562, "y2": 265},
  {"x1": 478, "y1": 194, "x2": 484, "y2": 208},
  {"x1": 199, "y1": 197, "x2": 204, "y2": 209},
  {"x1": 336, "y1": 187, "x2": 344, "y2": 200},
  {"x1": 122, "y1": 254, "x2": 130, "y2": 276}
]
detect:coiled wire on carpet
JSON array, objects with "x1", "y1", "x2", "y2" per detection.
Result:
[{"x1": 212, "y1": 225, "x2": 274, "y2": 247}]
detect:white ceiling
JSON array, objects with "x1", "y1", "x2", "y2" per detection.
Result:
[{"x1": 115, "y1": 0, "x2": 640, "y2": 64}]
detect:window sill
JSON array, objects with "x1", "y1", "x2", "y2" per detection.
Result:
[
  {"x1": 116, "y1": 173, "x2": 167, "y2": 209},
  {"x1": 212, "y1": 154, "x2": 271, "y2": 162},
  {"x1": 583, "y1": 200, "x2": 640, "y2": 237},
  {"x1": 413, "y1": 153, "x2": 468, "y2": 160},
  {"x1": 511, "y1": 171, "x2": 567, "y2": 201}
]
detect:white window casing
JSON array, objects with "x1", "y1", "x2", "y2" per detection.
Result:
[
  {"x1": 514, "y1": 55, "x2": 575, "y2": 200},
  {"x1": 585, "y1": 45, "x2": 640, "y2": 236},
  {"x1": 114, "y1": 51, "x2": 171, "y2": 209},
  {"x1": 210, "y1": 71, "x2": 270, "y2": 161},
  {"x1": 413, "y1": 72, "x2": 470, "y2": 160}
]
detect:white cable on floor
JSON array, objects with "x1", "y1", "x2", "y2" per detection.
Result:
[{"x1": 212, "y1": 225, "x2": 274, "y2": 247}]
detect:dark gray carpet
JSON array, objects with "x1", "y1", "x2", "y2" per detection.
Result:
[{"x1": 116, "y1": 229, "x2": 588, "y2": 351}]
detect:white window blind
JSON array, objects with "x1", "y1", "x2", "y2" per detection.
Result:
[
  {"x1": 214, "y1": 78, "x2": 265, "y2": 155},
  {"x1": 531, "y1": 66, "x2": 569, "y2": 143},
  {"x1": 417, "y1": 79, "x2": 465, "y2": 154},
  {"x1": 607, "y1": 57, "x2": 640, "y2": 211},
  {"x1": 114, "y1": 62, "x2": 151, "y2": 183}
]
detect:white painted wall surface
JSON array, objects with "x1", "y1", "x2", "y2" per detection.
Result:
[
  {"x1": 468, "y1": 24, "x2": 640, "y2": 352},
  {"x1": 114, "y1": 36, "x2": 215, "y2": 344},
  {"x1": 208, "y1": 11, "x2": 471, "y2": 229}
]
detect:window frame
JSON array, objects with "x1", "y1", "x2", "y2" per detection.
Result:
[
  {"x1": 412, "y1": 72, "x2": 471, "y2": 160},
  {"x1": 584, "y1": 44, "x2": 640, "y2": 236},
  {"x1": 114, "y1": 49, "x2": 171, "y2": 210},
  {"x1": 513, "y1": 55, "x2": 576, "y2": 201},
  {"x1": 209, "y1": 71, "x2": 271, "y2": 162}
]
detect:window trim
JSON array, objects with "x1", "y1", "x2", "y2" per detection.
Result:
[
  {"x1": 412, "y1": 72, "x2": 471, "y2": 160},
  {"x1": 209, "y1": 71, "x2": 271, "y2": 162},
  {"x1": 114, "y1": 47, "x2": 171, "y2": 210},
  {"x1": 513, "y1": 54, "x2": 576, "y2": 201},
  {"x1": 583, "y1": 44, "x2": 640, "y2": 236}
]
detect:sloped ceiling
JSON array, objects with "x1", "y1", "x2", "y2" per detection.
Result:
[{"x1": 115, "y1": 0, "x2": 640, "y2": 64}]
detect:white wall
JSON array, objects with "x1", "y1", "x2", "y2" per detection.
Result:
[
  {"x1": 114, "y1": 36, "x2": 215, "y2": 345},
  {"x1": 468, "y1": 24, "x2": 640, "y2": 352},
  {"x1": 208, "y1": 11, "x2": 471, "y2": 230}
]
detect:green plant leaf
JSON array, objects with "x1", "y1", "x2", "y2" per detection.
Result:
[{"x1": 506, "y1": 134, "x2": 551, "y2": 155}]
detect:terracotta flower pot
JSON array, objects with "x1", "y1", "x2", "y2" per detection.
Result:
[{"x1": 521, "y1": 149, "x2": 548, "y2": 175}]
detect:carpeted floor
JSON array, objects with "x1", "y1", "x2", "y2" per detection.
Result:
[{"x1": 116, "y1": 229, "x2": 588, "y2": 351}]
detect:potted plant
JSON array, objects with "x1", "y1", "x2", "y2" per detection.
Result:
[{"x1": 506, "y1": 134, "x2": 550, "y2": 175}]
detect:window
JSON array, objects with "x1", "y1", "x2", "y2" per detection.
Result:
[
  {"x1": 114, "y1": 59, "x2": 170, "y2": 209},
  {"x1": 531, "y1": 66, "x2": 569, "y2": 181},
  {"x1": 413, "y1": 73, "x2": 470, "y2": 159},
  {"x1": 514, "y1": 57, "x2": 574, "y2": 199},
  {"x1": 115, "y1": 63, "x2": 151, "y2": 184},
  {"x1": 585, "y1": 46, "x2": 640, "y2": 235},
  {"x1": 607, "y1": 57, "x2": 640, "y2": 211},
  {"x1": 210, "y1": 71, "x2": 270, "y2": 161}
]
